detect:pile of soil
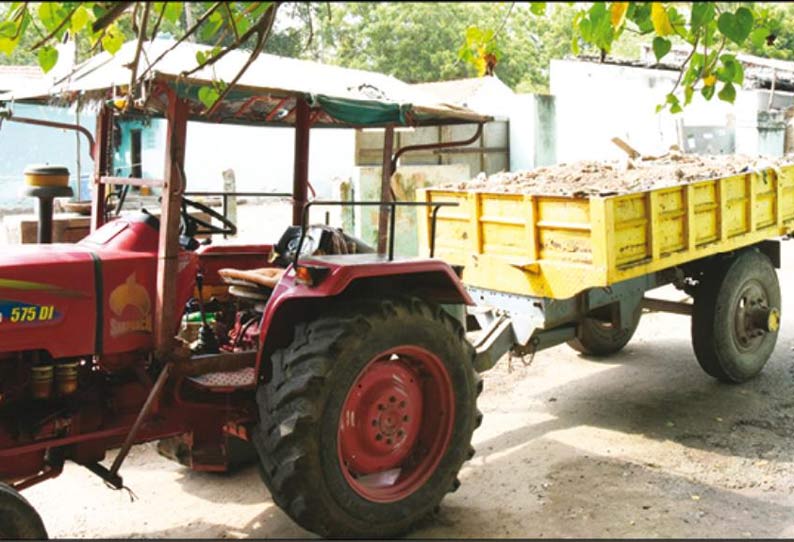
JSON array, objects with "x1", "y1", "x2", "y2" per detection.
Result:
[{"x1": 444, "y1": 151, "x2": 794, "y2": 197}]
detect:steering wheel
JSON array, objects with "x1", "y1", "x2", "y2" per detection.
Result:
[{"x1": 180, "y1": 196, "x2": 237, "y2": 238}]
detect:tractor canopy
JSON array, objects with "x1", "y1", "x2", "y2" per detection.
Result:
[{"x1": 0, "y1": 38, "x2": 490, "y2": 128}]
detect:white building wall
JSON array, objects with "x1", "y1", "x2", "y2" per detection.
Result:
[
  {"x1": 119, "y1": 122, "x2": 356, "y2": 198},
  {"x1": 550, "y1": 59, "x2": 792, "y2": 162},
  {"x1": 509, "y1": 95, "x2": 537, "y2": 172}
]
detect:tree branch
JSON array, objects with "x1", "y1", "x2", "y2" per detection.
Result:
[
  {"x1": 490, "y1": 2, "x2": 515, "y2": 42},
  {"x1": 304, "y1": 4, "x2": 314, "y2": 51},
  {"x1": 130, "y1": 2, "x2": 140, "y2": 35},
  {"x1": 92, "y1": 2, "x2": 134, "y2": 33},
  {"x1": 224, "y1": 3, "x2": 240, "y2": 42},
  {"x1": 149, "y1": 2, "x2": 168, "y2": 41},
  {"x1": 137, "y1": 2, "x2": 223, "y2": 81},
  {"x1": 180, "y1": 10, "x2": 267, "y2": 78},
  {"x1": 30, "y1": 4, "x2": 80, "y2": 51},
  {"x1": 125, "y1": 2, "x2": 151, "y2": 111},
  {"x1": 206, "y1": 4, "x2": 279, "y2": 117},
  {"x1": 670, "y1": 35, "x2": 700, "y2": 96}
]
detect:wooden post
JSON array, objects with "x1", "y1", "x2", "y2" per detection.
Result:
[
  {"x1": 90, "y1": 106, "x2": 112, "y2": 232},
  {"x1": 222, "y1": 168, "x2": 237, "y2": 232},
  {"x1": 377, "y1": 126, "x2": 395, "y2": 253},
  {"x1": 292, "y1": 97, "x2": 310, "y2": 226},
  {"x1": 155, "y1": 91, "x2": 189, "y2": 355}
]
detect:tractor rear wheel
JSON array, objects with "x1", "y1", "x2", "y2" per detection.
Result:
[
  {"x1": 253, "y1": 296, "x2": 481, "y2": 538},
  {"x1": 0, "y1": 482, "x2": 48, "y2": 539}
]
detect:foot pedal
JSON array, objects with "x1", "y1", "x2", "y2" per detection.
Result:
[{"x1": 186, "y1": 366, "x2": 255, "y2": 391}]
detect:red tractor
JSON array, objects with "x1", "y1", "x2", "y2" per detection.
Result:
[{"x1": 0, "y1": 42, "x2": 490, "y2": 538}]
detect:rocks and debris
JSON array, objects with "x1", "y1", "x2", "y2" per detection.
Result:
[{"x1": 443, "y1": 149, "x2": 794, "y2": 198}]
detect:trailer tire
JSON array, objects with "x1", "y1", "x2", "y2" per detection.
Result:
[
  {"x1": 0, "y1": 482, "x2": 48, "y2": 540},
  {"x1": 253, "y1": 296, "x2": 481, "y2": 538},
  {"x1": 568, "y1": 296, "x2": 642, "y2": 356},
  {"x1": 692, "y1": 250, "x2": 781, "y2": 383}
]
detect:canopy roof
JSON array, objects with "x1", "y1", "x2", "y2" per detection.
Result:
[{"x1": 0, "y1": 39, "x2": 491, "y2": 128}]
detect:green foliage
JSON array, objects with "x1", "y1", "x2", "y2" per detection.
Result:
[
  {"x1": 458, "y1": 25, "x2": 500, "y2": 77},
  {"x1": 3, "y1": 0, "x2": 793, "y2": 117},
  {"x1": 652, "y1": 36, "x2": 670, "y2": 61},
  {"x1": 0, "y1": 1, "x2": 284, "y2": 113},
  {"x1": 37, "y1": 45, "x2": 58, "y2": 73},
  {"x1": 327, "y1": 3, "x2": 500, "y2": 83},
  {"x1": 315, "y1": 2, "x2": 576, "y2": 92},
  {"x1": 101, "y1": 24, "x2": 124, "y2": 54},
  {"x1": 197, "y1": 85, "x2": 219, "y2": 108},
  {"x1": 717, "y1": 7, "x2": 753, "y2": 44}
]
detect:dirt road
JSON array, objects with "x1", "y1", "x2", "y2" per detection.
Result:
[{"x1": 23, "y1": 246, "x2": 794, "y2": 538}]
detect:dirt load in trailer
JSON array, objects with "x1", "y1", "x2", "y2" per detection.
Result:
[{"x1": 444, "y1": 151, "x2": 794, "y2": 197}]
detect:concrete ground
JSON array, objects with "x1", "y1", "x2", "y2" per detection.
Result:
[{"x1": 18, "y1": 215, "x2": 794, "y2": 538}]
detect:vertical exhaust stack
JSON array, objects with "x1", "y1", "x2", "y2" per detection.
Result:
[{"x1": 21, "y1": 165, "x2": 73, "y2": 244}]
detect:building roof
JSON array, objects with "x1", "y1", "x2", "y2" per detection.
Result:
[
  {"x1": 0, "y1": 39, "x2": 490, "y2": 128},
  {"x1": 413, "y1": 76, "x2": 516, "y2": 118},
  {"x1": 634, "y1": 45, "x2": 794, "y2": 91},
  {"x1": 0, "y1": 65, "x2": 45, "y2": 92}
]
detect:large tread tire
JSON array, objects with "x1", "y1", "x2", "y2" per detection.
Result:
[
  {"x1": 252, "y1": 296, "x2": 481, "y2": 538},
  {"x1": 568, "y1": 295, "x2": 642, "y2": 357},
  {"x1": 0, "y1": 482, "x2": 48, "y2": 540},
  {"x1": 692, "y1": 249, "x2": 781, "y2": 383}
]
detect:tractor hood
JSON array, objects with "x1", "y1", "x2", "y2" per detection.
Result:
[
  {"x1": 0, "y1": 244, "x2": 98, "y2": 358},
  {"x1": 0, "y1": 243, "x2": 97, "y2": 297}
]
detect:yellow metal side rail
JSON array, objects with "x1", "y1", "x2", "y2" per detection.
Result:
[{"x1": 418, "y1": 165, "x2": 794, "y2": 300}]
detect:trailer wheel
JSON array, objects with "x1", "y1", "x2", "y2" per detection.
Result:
[
  {"x1": 567, "y1": 295, "x2": 642, "y2": 356},
  {"x1": 692, "y1": 250, "x2": 781, "y2": 383},
  {"x1": 253, "y1": 296, "x2": 481, "y2": 538},
  {"x1": 0, "y1": 482, "x2": 48, "y2": 539}
]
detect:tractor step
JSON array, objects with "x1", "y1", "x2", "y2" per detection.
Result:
[{"x1": 186, "y1": 366, "x2": 256, "y2": 391}]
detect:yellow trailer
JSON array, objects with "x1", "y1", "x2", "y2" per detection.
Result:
[{"x1": 418, "y1": 164, "x2": 791, "y2": 383}]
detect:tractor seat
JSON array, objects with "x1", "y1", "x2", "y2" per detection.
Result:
[{"x1": 218, "y1": 267, "x2": 285, "y2": 302}]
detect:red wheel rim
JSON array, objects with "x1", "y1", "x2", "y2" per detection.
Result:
[{"x1": 338, "y1": 345, "x2": 455, "y2": 503}]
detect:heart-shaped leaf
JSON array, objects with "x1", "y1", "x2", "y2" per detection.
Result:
[
  {"x1": 684, "y1": 84, "x2": 694, "y2": 105},
  {"x1": 0, "y1": 21, "x2": 16, "y2": 39},
  {"x1": 198, "y1": 86, "x2": 219, "y2": 109},
  {"x1": 71, "y1": 6, "x2": 90, "y2": 33},
  {"x1": 164, "y1": 2, "x2": 184, "y2": 24},
  {"x1": 38, "y1": 46, "x2": 59, "y2": 73},
  {"x1": 690, "y1": 2, "x2": 715, "y2": 32},
  {"x1": 101, "y1": 25, "x2": 124, "y2": 54},
  {"x1": 750, "y1": 27, "x2": 769, "y2": 49},
  {"x1": 718, "y1": 82, "x2": 736, "y2": 103},
  {"x1": 717, "y1": 7, "x2": 753, "y2": 45},
  {"x1": 653, "y1": 37, "x2": 671, "y2": 61},
  {"x1": 717, "y1": 55, "x2": 744, "y2": 85},
  {"x1": 611, "y1": 2, "x2": 629, "y2": 28},
  {"x1": 651, "y1": 2, "x2": 673, "y2": 36}
]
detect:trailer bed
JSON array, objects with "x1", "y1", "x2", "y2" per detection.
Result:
[{"x1": 418, "y1": 165, "x2": 794, "y2": 300}]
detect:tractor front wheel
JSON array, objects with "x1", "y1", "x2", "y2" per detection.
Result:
[
  {"x1": 0, "y1": 482, "x2": 48, "y2": 539},
  {"x1": 253, "y1": 297, "x2": 481, "y2": 538}
]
